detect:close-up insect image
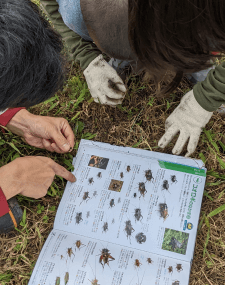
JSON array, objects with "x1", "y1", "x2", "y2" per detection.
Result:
[
  {"x1": 74, "y1": 240, "x2": 86, "y2": 251},
  {"x1": 120, "y1": 172, "x2": 124, "y2": 179},
  {"x1": 66, "y1": 247, "x2": 75, "y2": 263},
  {"x1": 75, "y1": 212, "x2": 83, "y2": 225},
  {"x1": 135, "y1": 232, "x2": 147, "y2": 244},
  {"x1": 147, "y1": 257, "x2": 153, "y2": 264},
  {"x1": 109, "y1": 198, "x2": 115, "y2": 209},
  {"x1": 55, "y1": 277, "x2": 60, "y2": 285},
  {"x1": 97, "y1": 172, "x2": 102, "y2": 179},
  {"x1": 88, "y1": 177, "x2": 94, "y2": 185},
  {"x1": 126, "y1": 165, "x2": 131, "y2": 172},
  {"x1": 102, "y1": 221, "x2": 109, "y2": 233},
  {"x1": 133, "y1": 192, "x2": 137, "y2": 198},
  {"x1": 99, "y1": 248, "x2": 115, "y2": 268},
  {"x1": 168, "y1": 266, "x2": 173, "y2": 274},
  {"x1": 172, "y1": 281, "x2": 180, "y2": 285},
  {"x1": 108, "y1": 179, "x2": 123, "y2": 192},
  {"x1": 144, "y1": 169, "x2": 154, "y2": 182},
  {"x1": 64, "y1": 272, "x2": 69, "y2": 285},
  {"x1": 124, "y1": 220, "x2": 135, "y2": 243},
  {"x1": 134, "y1": 208, "x2": 143, "y2": 222},
  {"x1": 158, "y1": 203, "x2": 169, "y2": 221},
  {"x1": 162, "y1": 180, "x2": 171, "y2": 193},
  {"x1": 138, "y1": 182, "x2": 147, "y2": 198},
  {"x1": 134, "y1": 258, "x2": 142, "y2": 269},
  {"x1": 80, "y1": 191, "x2": 90, "y2": 205},
  {"x1": 171, "y1": 175, "x2": 178, "y2": 183},
  {"x1": 176, "y1": 263, "x2": 183, "y2": 272}
]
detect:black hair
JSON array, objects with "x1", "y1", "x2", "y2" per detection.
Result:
[
  {"x1": 128, "y1": 0, "x2": 225, "y2": 96},
  {"x1": 0, "y1": 0, "x2": 68, "y2": 111}
]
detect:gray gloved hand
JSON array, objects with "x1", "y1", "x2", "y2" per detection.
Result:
[
  {"x1": 83, "y1": 54, "x2": 126, "y2": 106},
  {"x1": 158, "y1": 90, "x2": 213, "y2": 157}
]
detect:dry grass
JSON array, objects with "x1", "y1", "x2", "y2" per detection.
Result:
[{"x1": 0, "y1": 1, "x2": 225, "y2": 285}]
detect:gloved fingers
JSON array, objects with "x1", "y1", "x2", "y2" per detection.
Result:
[
  {"x1": 109, "y1": 75, "x2": 127, "y2": 92},
  {"x1": 165, "y1": 119, "x2": 173, "y2": 132},
  {"x1": 94, "y1": 95, "x2": 123, "y2": 106},
  {"x1": 158, "y1": 126, "x2": 180, "y2": 149},
  {"x1": 105, "y1": 79, "x2": 126, "y2": 99},
  {"x1": 185, "y1": 132, "x2": 200, "y2": 157},
  {"x1": 172, "y1": 131, "x2": 190, "y2": 155}
]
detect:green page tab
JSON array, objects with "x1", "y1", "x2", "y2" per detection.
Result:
[{"x1": 158, "y1": 160, "x2": 206, "y2": 177}]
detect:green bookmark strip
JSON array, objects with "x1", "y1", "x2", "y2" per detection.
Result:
[{"x1": 158, "y1": 160, "x2": 206, "y2": 177}]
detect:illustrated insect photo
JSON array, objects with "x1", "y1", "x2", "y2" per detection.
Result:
[
  {"x1": 134, "y1": 258, "x2": 142, "y2": 269},
  {"x1": 162, "y1": 180, "x2": 170, "y2": 193},
  {"x1": 109, "y1": 198, "x2": 115, "y2": 208},
  {"x1": 102, "y1": 222, "x2": 109, "y2": 233},
  {"x1": 138, "y1": 182, "x2": 147, "y2": 198},
  {"x1": 97, "y1": 172, "x2": 102, "y2": 178},
  {"x1": 108, "y1": 179, "x2": 123, "y2": 192},
  {"x1": 159, "y1": 203, "x2": 169, "y2": 221},
  {"x1": 124, "y1": 220, "x2": 135, "y2": 242},
  {"x1": 88, "y1": 177, "x2": 94, "y2": 185},
  {"x1": 135, "y1": 232, "x2": 146, "y2": 244},
  {"x1": 64, "y1": 272, "x2": 69, "y2": 285},
  {"x1": 66, "y1": 247, "x2": 75, "y2": 262},
  {"x1": 93, "y1": 190, "x2": 98, "y2": 198},
  {"x1": 80, "y1": 191, "x2": 90, "y2": 205},
  {"x1": 171, "y1": 175, "x2": 178, "y2": 183},
  {"x1": 176, "y1": 264, "x2": 183, "y2": 272},
  {"x1": 55, "y1": 277, "x2": 60, "y2": 285},
  {"x1": 99, "y1": 248, "x2": 115, "y2": 268},
  {"x1": 147, "y1": 257, "x2": 153, "y2": 264},
  {"x1": 75, "y1": 212, "x2": 83, "y2": 224},
  {"x1": 86, "y1": 211, "x2": 90, "y2": 218},
  {"x1": 168, "y1": 266, "x2": 173, "y2": 274},
  {"x1": 120, "y1": 172, "x2": 124, "y2": 179},
  {"x1": 133, "y1": 193, "x2": 137, "y2": 198},
  {"x1": 144, "y1": 169, "x2": 153, "y2": 182},
  {"x1": 126, "y1": 165, "x2": 131, "y2": 172},
  {"x1": 134, "y1": 208, "x2": 143, "y2": 222},
  {"x1": 169, "y1": 237, "x2": 184, "y2": 251},
  {"x1": 89, "y1": 279, "x2": 100, "y2": 285},
  {"x1": 74, "y1": 240, "x2": 86, "y2": 251},
  {"x1": 172, "y1": 281, "x2": 180, "y2": 285}
]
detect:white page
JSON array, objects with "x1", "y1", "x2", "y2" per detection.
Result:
[
  {"x1": 28, "y1": 229, "x2": 191, "y2": 285},
  {"x1": 54, "y1": 140, "x2": 206, "y2": 263}
]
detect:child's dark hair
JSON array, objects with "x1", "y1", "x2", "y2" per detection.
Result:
[
  {"x1": 128, "y1": 0, "x2": 225, "y2": 96},
  {"x1": 0, "y1": 0, "x2": 68, "y2": 111}
]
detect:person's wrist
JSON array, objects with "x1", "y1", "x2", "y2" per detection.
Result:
[{"x1": 6, "y1": 109, "x2": 35, "y2": 137}]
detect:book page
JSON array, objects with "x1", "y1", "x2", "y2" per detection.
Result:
[
  {"x1": 54, "y1": 140, "x2": 206, "y2": 263},
  {"x1": 28, "y1": 229, "x2": 191, "y2": 285}
]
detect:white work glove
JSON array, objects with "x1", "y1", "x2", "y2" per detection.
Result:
[
  {"x1": 158, "y1": 90, "x2": 213, "y2": 157},
  {"x1": 83, "y1": 54, "x2": 126, "y2": 106}
]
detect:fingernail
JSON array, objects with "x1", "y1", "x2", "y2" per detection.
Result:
[
  {"x1": 69, "y1": 147, "x2": 73, "y2": 152},
  {"x1": 62, "y1": 143, "x2": 70, "y2": 151},
  {"x1": 72, "y1": 176, "x2": 76, "y2": 182}
]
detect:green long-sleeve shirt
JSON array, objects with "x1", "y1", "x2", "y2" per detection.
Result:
[{"x1": 40, "y1": 0, "x2": 225, "y2": 112}]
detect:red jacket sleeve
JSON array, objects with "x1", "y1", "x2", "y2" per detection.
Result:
[
  {"x1": 0, "y1": 187, "x2": 9, "y2": 217},
  {"x1": 0, "y1": 107, "x2": 26, "y2": 131}
]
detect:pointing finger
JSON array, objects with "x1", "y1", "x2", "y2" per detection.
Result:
[{"x1": 50, "y1": 160, "x2": 76, "y2": 183}]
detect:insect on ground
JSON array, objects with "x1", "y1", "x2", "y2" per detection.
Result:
[
  {"x1": 75, "y1": 212, "x2": 83, "y2": 224},
  {"x1": 138, "y1": 182, "x2": 147, "y2": 198},
  {"x1": 134, "y1": 258, "x2": 142, "y2": 269},
  {"x1": 124, "y1": 220, "x2": 135, "y2": 243},
  {"x1": 168, "y1": 266, "x2": 173, "y2": 274},
  {"x1": 80, "y1": 191, "x2": 90, "y2": 205},
  {"x1": 176, "y1": 264, "x2": 183, "y2": 272},
  {"x1": 97, "y1": 172, "x2": 102, "y2": 179},
  {"x1": 126, "y1": 165, "x2": 131, "y2": 172},
  {"x1": 120, "y1": 172, "x2": 124, "y2": 179},
  {"x1": 144, "y1": 169, "x2": 154, "y2": 182},
  {"x1": 159, "y1": 203, "x2": 169, "y2": 221},
  {"x1": 99, "y1": 248, "x2": 115, "y2": 268},
  {"x1": 88, "y1": 177, "x2": 94, "y2": 185},
  {"x1": 74, "y1": 240, "x2": 86, "y2": 251},
  {"x1": 147, "y1": 257, "x2": 153, "y2": 264}
]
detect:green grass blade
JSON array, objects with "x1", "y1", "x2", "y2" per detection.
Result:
[{"x1": 208, "y1": 204, "x2": 225, "y2": 217}]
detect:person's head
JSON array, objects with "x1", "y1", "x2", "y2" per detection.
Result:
[
  {"x1": 0, "y1": 0, "x2": 68, "y2": 111},
  {"x1": 128, "y1": 0, "x2": 225, "y2": 96}
]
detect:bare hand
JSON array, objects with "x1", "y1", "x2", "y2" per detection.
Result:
[
  {"x1": 0, "y1": 156, "x2": 76, "y2": 200},
  {"x1": 6, "y1": 109, "x2": 75, "y2": 153}
]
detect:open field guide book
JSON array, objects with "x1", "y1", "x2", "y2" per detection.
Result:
[{"x1": 28, "y1": 139, "x2": 206, "y2": 285}]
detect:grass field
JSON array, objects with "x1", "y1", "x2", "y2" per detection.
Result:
[{"x1": 0, "y1": 1, "x2": 225, "y2": 284}]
